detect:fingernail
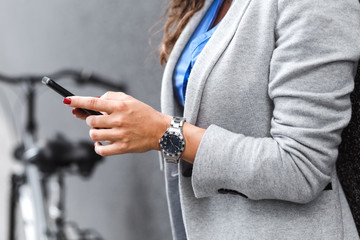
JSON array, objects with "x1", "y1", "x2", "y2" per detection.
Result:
[
  {"x1": 72, "y1": 109, "x2": 76, "y2": 115},
  {"x1": 63, "y1": 98, "x2": 71, "y2": 104},
  {"x1": 97, "y1": 96, "x2": 101, "y2": 98}
]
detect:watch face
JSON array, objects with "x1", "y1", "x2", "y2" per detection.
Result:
[{"x1": 160, "y1": 133, "x2": 184, "y2": 155}]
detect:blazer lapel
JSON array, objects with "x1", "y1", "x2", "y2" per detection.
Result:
[
  {"x1": 183, "y1": 0, "x2": 253, "y2": 124},
  {"x1": 161, "y1": 0, "x2": 215, "y2": 117}
]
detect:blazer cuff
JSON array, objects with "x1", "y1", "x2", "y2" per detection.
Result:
[{"x1": 192, "y1": 124, "x2": 247, "y2": 198}]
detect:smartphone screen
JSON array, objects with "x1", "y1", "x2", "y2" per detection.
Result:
[{"x1": 42, "y1": 76, "x2": 102, "y2": 116}]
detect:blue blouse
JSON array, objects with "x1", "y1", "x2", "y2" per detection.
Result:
[{"x1": 173, "y1": 0, "x2": 224, "y2": 106}]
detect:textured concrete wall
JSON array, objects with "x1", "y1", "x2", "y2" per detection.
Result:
[{"x1": 0, "y1": 0, "x2": 172, "y2": 239}]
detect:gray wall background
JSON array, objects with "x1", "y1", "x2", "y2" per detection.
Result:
[{"x1": 0, "y1": 0, "x2": 172, "y2": 239}]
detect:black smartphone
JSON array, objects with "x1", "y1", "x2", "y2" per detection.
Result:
[{"x1": 42, "y1": 76, "x2": 102, "y2": 116}]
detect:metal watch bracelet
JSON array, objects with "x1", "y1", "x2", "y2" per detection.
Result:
[{"x1": 159, "y1": 117, "x2": 186, "y2": 164}]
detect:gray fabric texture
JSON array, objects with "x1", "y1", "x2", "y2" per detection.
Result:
[{"x1": 160, "y1": 0, "x2": 360, "y2": 239}]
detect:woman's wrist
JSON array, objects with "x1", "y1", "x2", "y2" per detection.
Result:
[
  {"x1": 156, "y1": 115, "x2": 206, "y2": 164},
  {"x1": 180, "y1": 122, "x2": 206, "y2": 164}
]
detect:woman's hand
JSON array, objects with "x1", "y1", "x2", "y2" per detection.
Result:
[{"x1": 64, "y1": 92, "x2": 171, "y2": 156}]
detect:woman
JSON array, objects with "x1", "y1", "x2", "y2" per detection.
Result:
[{"x1": 64, "y1": 0, "x2": 360, "y2": 239}]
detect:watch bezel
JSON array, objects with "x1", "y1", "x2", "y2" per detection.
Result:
[{"x1": 159, "y1": 131, "x2": 185, "y2": 157}]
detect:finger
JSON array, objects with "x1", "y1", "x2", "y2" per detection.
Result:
[
  {"x1": 72, "y1": 108, "x2": 90, "y2": 120},
  {"x1": 86, "y1": 115, "x2": 118, "y2": 128},
  {"x1": 63, "y1": 96, "x2": 113, "y2": 113},
  {"x1": 89, "y1": 128, "x2": 124, "y2": 142},
  {"x1": 94, "y1": 141, "x2": 127, "y2": 156}
]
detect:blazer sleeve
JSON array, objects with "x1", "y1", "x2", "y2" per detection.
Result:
[{"x1": 191, "y1": 0, "x2": 360, "y2": 203}]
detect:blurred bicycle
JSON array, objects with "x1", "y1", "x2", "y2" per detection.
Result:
[{"x1": 0, "y1": 70, "x2": 125, "y2": 240}]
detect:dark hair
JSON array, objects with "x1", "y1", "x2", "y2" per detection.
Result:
[{"x1": 160, "y1": 0, "x2": 205, "y2": 65}]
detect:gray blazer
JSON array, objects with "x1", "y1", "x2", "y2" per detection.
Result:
[{"x1": 160, "y1": 0, "x2": 360, "y2": 239}]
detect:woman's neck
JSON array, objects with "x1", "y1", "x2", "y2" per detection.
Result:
[{"x1": 211, "y1": 0, "x2": 232, "y2": 28}]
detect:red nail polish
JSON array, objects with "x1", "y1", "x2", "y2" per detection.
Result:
[
  {"x1": 97, "y1": 96, "x2": 101, "y2": 98},
  {"x1": 72, "y1": 109, "x2": 76, "y2": 114},
  {"x1": 63, "y1": 98, "x2": 71, "y2": 104}
]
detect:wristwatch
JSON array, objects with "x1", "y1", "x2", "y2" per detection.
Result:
[{"x1": 159, "y1": 117, "x2": 186, "y2": 163}]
